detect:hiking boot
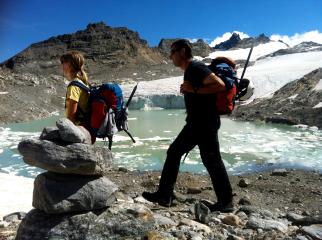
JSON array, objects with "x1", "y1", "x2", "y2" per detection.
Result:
[
  {"x1": 202, "y1": 200, "x2": 235, "y2": 213},
  {"x1": 142, "y1": 191, "x2": 173, "y2": 207}
]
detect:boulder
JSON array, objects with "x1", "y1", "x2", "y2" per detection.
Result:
[
  {"x1": 33, "y1": 172, "x2": 118, "y2": 214},
  {"x1": 39, "y1": 127, "x2": 60, "y2": 141},
  {"x1": 56, "y1": 118, "x2": 92, "y2": 144},
  {"x1": 16, "y1": 207, "x2": 155, "y2": 240},
  {"x1": 18, "y1": 139, "x2": 112, "y2": 175}
]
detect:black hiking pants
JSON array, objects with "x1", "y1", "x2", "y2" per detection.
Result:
[{"x1": 158, "y1": 123, "x2": 233, "y2": 203}]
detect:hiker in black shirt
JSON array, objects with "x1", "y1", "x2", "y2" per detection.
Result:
[{"x1": 142, "y1": 39, "x2": 234, "y2": 212}]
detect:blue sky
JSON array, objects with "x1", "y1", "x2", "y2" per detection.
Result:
[{"x1": 0, "y1": 0, "x2": 322, "y2": 62}]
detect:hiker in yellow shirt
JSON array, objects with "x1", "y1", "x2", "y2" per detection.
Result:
[{"x1": 60, "y1": 51, "x2": 89, "y2": 125}]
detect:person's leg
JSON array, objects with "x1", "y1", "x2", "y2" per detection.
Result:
[
  {"x1": 198, "y1": 126, "x2": 233, "y2": 209},
  {"x1": 158, "y1": 125, "x2": 196, "y2": 195},
  {"x1": 143, "y1": 124, "x2": 196, "y2": 206}
]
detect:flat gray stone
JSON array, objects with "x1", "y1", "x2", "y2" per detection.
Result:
[
  {"x1": 302, "y1": 224, "x2": 322, "y2": 240},
  {"x1": 33, "y1": 172, "x2": 118, "y2": 214},
  {"x1": 239, "y1": 205, "x2": 274, "y2": 218},
  {"x1": 18, "y1": 139, "x2": 112, "y2": 175},
  {"x1": 153, "y1": 213, "x2": 177, "y2": 226},
  {"x1": 246, "y1": 216, "x2": 288, "y2": 233},
  {"x1": 56, "y1": 118, "x2": 91, "y2": 144}
]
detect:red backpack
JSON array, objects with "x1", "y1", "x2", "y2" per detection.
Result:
[{"x1": 209, "y1": 57, "x2": 238, "y2": 115}]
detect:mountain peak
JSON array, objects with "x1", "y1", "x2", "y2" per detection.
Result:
[
  {"x1": 86, "y1": 22, "x2": 110, "y2": 31},
  {"x1": 0, "y1": 22, "x2": 165, "y2": 80},
  {"x1": 214, "y1": 33, "x2": 271, "y2": 50},
  {"x1": 213, "y1": 33, "x2": 241, "y2": 50}
]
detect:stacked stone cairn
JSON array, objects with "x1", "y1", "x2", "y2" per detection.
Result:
[
  {"x1": 15, "y1": 118, "x2": 162, "y2": 239},
  {"x1": 17, "y1": 118, "x2": 118, "y2": 214}
]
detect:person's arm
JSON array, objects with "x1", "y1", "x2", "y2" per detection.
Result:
[
  {"x1": 66, "y1": 99, "x2": 78, "y2": 123},
  {"x1": 180, "y1": 73, "x2": 226, "y2": 94}
]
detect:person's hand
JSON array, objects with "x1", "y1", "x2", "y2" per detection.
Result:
[{"x1": 180, "y1": 81, "x2": 193, "y2": 94}]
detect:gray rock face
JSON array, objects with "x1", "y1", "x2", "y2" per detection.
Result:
[
  {"x1": 33, "y1": 172, "x2": 118, "y2": 214},
  {"x1": 16, "y1": 207, "x2": 155, "y2": 240},
  {"x1": 56, "y1": 118, "x2": 92, "y2": 144},
  {"x1": 18, "y1": 139, "x2": 112, "y2": 175}
]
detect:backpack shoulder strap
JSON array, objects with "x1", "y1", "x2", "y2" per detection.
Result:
[{"x1": 68, "y1": 80, "x2": 91, "y2": 93}]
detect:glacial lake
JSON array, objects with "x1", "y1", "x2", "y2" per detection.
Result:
[{"x1": 1, "y1": 109, "x2": 322, "y2": 179}]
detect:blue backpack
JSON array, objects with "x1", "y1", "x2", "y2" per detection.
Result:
[{"x1": 68, "y1": 81, "x2": 137, "y2": 149}]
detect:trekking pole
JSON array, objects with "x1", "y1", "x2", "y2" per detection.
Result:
[
  {"x1": 124, "y1": 129, "x2": 136, "y2": 143},
  {"x1": 126, "y1": 83, "x2": 138, "y2": 108},
  {"x1": 108, "y1": 135, "x2": 113, "y2": 150},
  {"x1": 240, "y1": 45, "x2": 254, "y2": 81},
  {"x1": 122, "y1": 83, "x2": 138, "y2": 144}
]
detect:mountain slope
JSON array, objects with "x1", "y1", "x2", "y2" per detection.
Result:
[
  {"x1": 1, "y1": 22, "x2": 171, "y2": 82},
  {"x1": 232, "y1": 68, "x2": 322, "y2": 128}
]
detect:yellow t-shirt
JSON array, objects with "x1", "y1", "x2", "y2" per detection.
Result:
[{"x1": 65, "y1": 80, "x2": 89, "y2": 123}]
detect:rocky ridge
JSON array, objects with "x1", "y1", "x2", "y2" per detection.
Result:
[
  {"x1": 258, "y1": 41, "x2": 322, "y2": 60},
  {"x1": 1, "y1": 22, "x2": 166, "y2": 80},
  {"x1": 213, "y1": 33, "x2": 272, "y2": 50}
]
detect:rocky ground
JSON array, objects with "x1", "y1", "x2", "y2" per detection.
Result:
[{"x1": 1, "y1": 168, "x2": 321, "y2": 239}]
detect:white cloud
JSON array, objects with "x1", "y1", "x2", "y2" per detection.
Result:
[
  {"x1": 209, "y1": 31, "x2": 249, "y2": 47},
  {"x1": 188, "y1": 38, "x2": 199, "y2": 43},
  {"x1": 270, "y1": 30, "x2": 322, "y2": 47},
  {"x1": 188, "y1": 38, "x2": 212, "y2": 43}
]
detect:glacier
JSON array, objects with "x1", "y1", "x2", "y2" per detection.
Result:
[{"x1": 122, "y1": 41, "x2": 322, "y2": 109}]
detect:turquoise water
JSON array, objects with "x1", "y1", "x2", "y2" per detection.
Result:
[{"x1": 1, "y1": 109, "x2": 322, "y2": 178}]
